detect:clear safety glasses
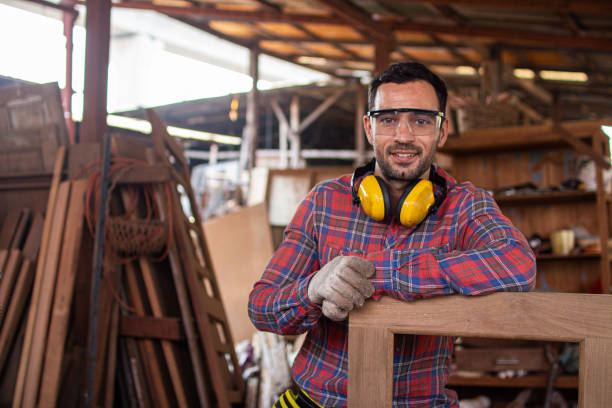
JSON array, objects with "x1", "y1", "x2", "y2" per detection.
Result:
[{"x1": 368, "y1": 108, "x2": 445, "y2": 137}]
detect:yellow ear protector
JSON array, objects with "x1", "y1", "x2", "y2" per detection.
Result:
[{"x1": 350, "y1": 159, "x2": 447, "y2": 227}]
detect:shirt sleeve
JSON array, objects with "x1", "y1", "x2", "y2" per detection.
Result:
[
  {"x1": 248, "y1": 191, "x2": 323, "y2": 335},
  {"x1": 368, "y1": 188, "x2": 536, "y2": 301}
]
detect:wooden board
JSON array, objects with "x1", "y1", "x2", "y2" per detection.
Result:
[
  {"x1": 0, "y1": 259, "x2": 34, "y2": 373},
  {"x1": 21, "y1": 181, "x2": 71, "y2": 408},
  {"x1": 38, "y1": 179, "x2": 87, "y2": 408},
  {"x1": 0, "y1": 210, "x2": 21, "y2": 249},
  {"x1": 0, "y1": 249, "x2": 23, "y2": 326},
  {"x1": 11, "y1": 146, "x2": 65, "y2": 408},
  {"x1": 203, "y1": 203, "x2": 274, "y2": 343},
  {"x1": 123, "y1": 262, "x2": 174, "y2": 408}
]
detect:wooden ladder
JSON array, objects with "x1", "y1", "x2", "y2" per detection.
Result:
[{"x1": 148, "y1": 109, "x2": 245, "y2": 407}]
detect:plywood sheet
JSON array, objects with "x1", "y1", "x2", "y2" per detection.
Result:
[
  {"x1": 203, "y1": 203, "x2": 274, "y2": 343},
  {"x1": 267, "y1": 171, "x2": 312, "y2": 226}
]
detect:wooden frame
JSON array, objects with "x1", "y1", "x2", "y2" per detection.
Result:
[{"x1": 348, "y1": 293, "x2": 612, "y2": 407}]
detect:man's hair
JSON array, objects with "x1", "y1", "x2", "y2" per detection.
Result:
[{"x1": 368, "y1": 62, "x2": 448, "y2": 112}]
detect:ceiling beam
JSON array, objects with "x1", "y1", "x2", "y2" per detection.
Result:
[
  {"x1": 111, "y1": 1, "x2": 339, "y2": 24},
  {"x1": 388, "y1": 20, "x2": 612, "y2": 52},
  {"x1": 23, "y1": 0, "x2": 78, "y2": 15},
  {"x1": 314, "y1": 0, "x2": 392, "y2": 41},
  {"x1": 112, "y1": 1, "x2": 612, "y2": 52},
  {"x1": 389, "y1": 0, "x2": 612, "y2": 15}
]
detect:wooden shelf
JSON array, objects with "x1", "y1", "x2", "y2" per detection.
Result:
[
  {"x1": 447, "y1": 374, "x2": 578, "y2": 389},
  {"x1": 440, "y1": 119, "x2": 610, "y2": 154},
  {"x1": 494, "y1": 190, "x2": 600, "y2": 205},
  {"x1": 536, "y1": 253, "x2": 601, "y2": 261}
]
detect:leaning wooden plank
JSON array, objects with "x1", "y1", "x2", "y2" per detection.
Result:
[
  {"x1": 12, "y1": 146, "x2": 65, "y2": 408},
  {"x1": 117, "y1": 338, "x2": 139, "y2": 408},
  {"x1": 138, "y1": 258, "x2": 191, "y2": 408},
  {"x1": 0, "y1": 210, "x2": 21, "y2": 250},
  {"x1": 125, "y1": 335, "x2": 152, "y2": 408},
  {"x1": 0, "y1": 259, "x2": 33, "y2": 372},
  {"x1": 124, "y1": 262, "x2": 173, "y2": 408},
  {"x1": 91, "y1": 262, "x2": 121, "y2": 406},
  {"x1": 0, "y1": 249, "x2": 23, "y2": 327},
  {"x1": 21, "y1": 212, "x2": 44, "y2": 264},
  {"x1": 103, "y1": 301, "x2": 120, "y2": 408},
  {"x1": 147, "y1": 166, "x2": 211, "y2": 408},
  {"x1": 0, "y1": 250, "x2": 8, "y2": 277},
  {"x1": 9, "y1": 208, "x2": 31, "y2": 250},
  {"x1": 21, "y1": 180, "x2": 71, "y2": 408},
  {"x1": 37, "y1": 179, "x2": 87, "y2": 408}
]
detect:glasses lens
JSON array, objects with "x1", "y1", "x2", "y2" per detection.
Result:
[{"x1": 373, "y1": 110, "x2": 440, "y2": 136}]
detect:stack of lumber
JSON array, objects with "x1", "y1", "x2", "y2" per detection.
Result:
[{"x1": 0, "y1": 82, "x2": 245, "y2": 407}]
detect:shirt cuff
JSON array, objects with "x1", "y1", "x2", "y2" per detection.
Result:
[{"x1": 297, "y1": 272, "x2": 323, "y2": 315}]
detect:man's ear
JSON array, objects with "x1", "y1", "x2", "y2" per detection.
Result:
[
  {"x1": 363, "y1": 115, "x2": 374, "y2": 145},
  {"x1": 437, "y1": 118, "x2": 449, "y2": 148}
]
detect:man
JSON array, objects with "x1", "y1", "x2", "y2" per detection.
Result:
[{"x1": 248, "y1": 62, "x2": 536, "y2": 407}]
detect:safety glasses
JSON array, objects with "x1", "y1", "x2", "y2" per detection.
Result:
[{"x1": 367, "y1": 108, "x2": 445, "y2": 137}]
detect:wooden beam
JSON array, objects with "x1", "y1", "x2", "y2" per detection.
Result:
[
  {"x1": 314, "y1": 0, "x2": 392, "y2": 41},
  {"x1": 112, "y1": 0, "x2": 612, "y2": 52},
  {"x1": 389, "y1": 20, "x2": 612, "y2": 51},
  {"x1": 389, "y1": 0, "x2": 612, "y2": 15},
  {"x1": 80, "y1": 0, "x2": 110, "y2": 143},
  {"x1": 354, "y1": 84, "x2": 366, "y2": 167},
  {"x1": 270, "y1": 98, "x2": 290, "y2": 169},
  {"x1": 119, "y1": 316, "x2": 185, "y2": 341},
  {"x1": 374, "y1": 38, "x2": 392, "y2": 76},
  {"x1": 38, "y1": 180, "x2": 87, "y2": 408},
  {"x1": 297, "y1": 88, "x2": 345, "y2": 134},
  {"x1": 112, "y1": 1, "x2": 339, "y2": 24}
]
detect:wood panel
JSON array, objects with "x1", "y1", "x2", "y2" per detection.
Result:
[{"x1": 203, "y1": 203, "x2": 275, "y2": 343}]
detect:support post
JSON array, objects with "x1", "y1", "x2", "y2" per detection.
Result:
[
  {"x1": 80, "y1": 0, "x2": 111, "y2": 144},
  {"x1": 290, "y1": 95, "x2": 300, "y2": 168},
  {"x1": 62, "y1": 6, "x2": 77, "y2": 144},
  {"x1": 354, "y1": 84, "x2": 366, "y2": 167},
  {"x1": 241, "y1": 48, "x2": 259, "y2": 171},
  {"x1": 374, "y1": 38, "x2": 391, "y2": 77}
]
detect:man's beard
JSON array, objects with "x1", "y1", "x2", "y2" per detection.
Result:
[{"x1": 375, "y1": 142, "x2": 437, "y2": 182}]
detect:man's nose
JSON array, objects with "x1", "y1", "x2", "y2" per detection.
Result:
[{"x1": 393, "y1": 116, "x2": 416, "y2": 141}]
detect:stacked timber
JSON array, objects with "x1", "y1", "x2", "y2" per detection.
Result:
[{"x1": 0, "y1": 83, "x2": 245, "y2": 407}]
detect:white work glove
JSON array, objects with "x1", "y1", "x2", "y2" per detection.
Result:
[{"x1": 307, "y1": 256, "x2": 375, "y2": 321}]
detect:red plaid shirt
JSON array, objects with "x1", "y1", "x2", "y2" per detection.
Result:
[{"x1": 248, "y1": 166, "x2": 536, "y2": 407}]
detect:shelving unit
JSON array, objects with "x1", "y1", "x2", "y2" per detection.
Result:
[
  {"x1": 439, "y1": 119, "x2": 611, "y2": 400},
  {"x1": 440, "y1": 119, "x2": 612, "y2": 294},
  {"x1": 447, "y1": 374, "x2": 578, "y2": 389}
]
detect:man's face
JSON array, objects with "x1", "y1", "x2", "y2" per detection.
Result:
[{"x1": 363, "y1": 81, "x2": 448, "y2": 183}]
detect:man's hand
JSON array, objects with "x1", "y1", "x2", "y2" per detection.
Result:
[{"x1": 307, "y1": 256, "x2": 375, "y2": 321}]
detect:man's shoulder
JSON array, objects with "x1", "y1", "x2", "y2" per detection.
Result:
[{"x1": 311, "y1": 173, "x2": 353, "y2": 194}]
